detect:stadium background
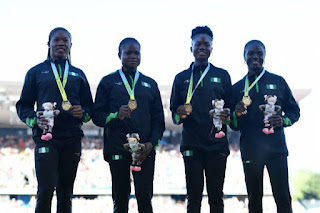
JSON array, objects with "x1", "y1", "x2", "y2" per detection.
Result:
[{"x1": 1, "y1": 81, "x2": 317, "y2": 212}]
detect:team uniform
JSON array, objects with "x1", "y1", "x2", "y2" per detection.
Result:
[
  {"x1": 170, "y1": 63, "x2": 232, "y2": 213},
  {"x1": 232, "y1": 70, "x2": 300, "y2": 213},
  {"x1": 92, "y1": 70, "x2": 165, "y2": 213},
  {"x1": 16, "y1": 59, "x2": 93, "y2": 212}
]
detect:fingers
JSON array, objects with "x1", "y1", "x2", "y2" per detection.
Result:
[
  {"x1": 219, "y1": 109, "x2": 230, "y2": 122},
  {"x1": 265, "y1": 115, "x2": 283, "y2": 128},
  {"x1": 134, "y1": 142, "x2": 152, "y2": 163},
  {"x1": 118, "y1": 105, "x2": 131, "y2": 120},
  {"x1": 235, "y1": 101, "x2": 247, "y2": 116},
  {"x1": 70, "y1": 105, "x2": 83, "y2": 119},
  {"x1": 177, "y1": 105, "x2": 190, "y2": 117},
  {"x1": 37, "y1": 116, "x2": 49, "y2": 130}
]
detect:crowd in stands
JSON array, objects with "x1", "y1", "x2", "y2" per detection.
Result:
[{"x1": 0, "y1": 134, "x2": 307, "y2": 212}]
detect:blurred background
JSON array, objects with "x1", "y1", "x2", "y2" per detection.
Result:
[{"x1": 0, "y1": 0, "x2": 319, "y2": 212}]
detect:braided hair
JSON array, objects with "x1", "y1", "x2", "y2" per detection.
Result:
[{"x1": 191, "y1": 26, "x2": 213, "y2": 40}]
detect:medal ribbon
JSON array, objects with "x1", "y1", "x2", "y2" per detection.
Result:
[
  {"x1": 185, "y1": 63, "x2": 210, "y2": 104},
  {"x1": 119, "y1": 69, "x2": 140, "y2": 100},
  {"x1": 51, "y1": 61, "x2": 69, "y2": 102},
  {"x1": 244, "y1": 68, "x2": 265, "y2": 96}
]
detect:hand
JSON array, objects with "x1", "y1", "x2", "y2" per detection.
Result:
[
  {"x1": 135, "y1": 142, "x2": 153, "y2": 164},
  {"x1": 118, "y1": 105, "x2": 131, "y2": 120},
  {"x1": 235, "y1": 101, "x2": 247, "y2": 116},
  {"x1": 219, "y1": 109, "x2": 230, "y2": 123},
  {"x1": 265, "y1": 115, "x2": 283, "y2": 128},
  {"x1": 36, "y1": 115, "x2": 48, "y2": 130},
  {"x1": 70, "y1": 105, "x2": 83, "y2": 119},
  {"x1": 177, "y1": 105, "x2": 190, "y2": 118}
]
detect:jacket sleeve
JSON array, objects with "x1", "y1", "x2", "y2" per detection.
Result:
[
  {"x1": 92, "y1": 77, "x2": 122, "y2": 128},
  {"x1": 222, "y1": 71, "x2": 233, "y2": 125},
  {"x1": 170, "y1": 75, "x2": 184, "y2": 125},
  {"x1": 229, "y1": 83, "x2": 246, "y2": 131},
  {"x1": 16, "y1": 69, "x2": 38, "y2": 128},
  {"x1": 281, "y1": 78, "x2": 300, "y2": 127},
  {"x1": 149, "y1": 82, "x2": 165, "y2": 148},
  {"x1": 80, "y1": 72, "x2": 94, "y2": 123}
]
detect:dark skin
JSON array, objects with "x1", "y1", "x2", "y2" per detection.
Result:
[
  {"x1": 37, "y1": 31, "x2": 83, "y2": 129},
  {"x1": 235, "y1": 42, "x2": 282, "y2": 128},
  {"x1": 177, "y1": 34, "x2": 229, "y2": 122},
  {"x1": 117, "y1": 41, "x2": 152, "y2": 163}
]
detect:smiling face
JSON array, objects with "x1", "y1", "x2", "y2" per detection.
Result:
[
  {"x1": 118, "y1": 42, "x2": 141, "y2": 72},
  {"x1": 48, "y1": 30, "x2": 72, "y2": 62},
  {"x1": 244, "y1": 42, "x2": 266, "y2": 74},
  {"x1": 191, "y1": 34, "x2": 212, "y2": 66}
]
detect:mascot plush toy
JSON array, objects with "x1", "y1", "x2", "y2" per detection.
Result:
[
  {"x1": 123, "y1": 133, "x2": 145, "y2": 172},
  {"x1": 209, "y1": 99, "x2": 229, "y2": 138},
  {"x1": 36, "y1": 102, "x2": 60, "y2": 141},
  {"x1": 259, "y1": 95, "x2": 281, "y2": 134}
]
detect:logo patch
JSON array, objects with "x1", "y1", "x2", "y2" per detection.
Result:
[
  {"x1": 183, "y1": 150, "x2": 193, "y2": 157},
  {"x1": 112, "y1": 155, "x2": 122, "y2": 160},
  {"x1": 142, "y1": 81, "x2": 151, "y2": 88},
  {"x1": 41, "y1": 70, "x2": 50, "y2": 74},
  {"x1": 115, "y1": 82, "x2": 123, "y2": 86},
  {"x1": 69, "y1": 72, "x2": 79, "y2": 76},
  {"x1": 211, "y1": 77, "x2": 221, "y2": 83},
  {"x1": 38, "y1": 147, "x2": 49, "y2": 153},
  {"x1": 266, "y1": 84, "x2": 277, "y2": 90}
]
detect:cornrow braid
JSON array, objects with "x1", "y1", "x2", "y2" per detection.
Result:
[{"x1": 191, "y1": 26, "x2": 213, "y2": 40}]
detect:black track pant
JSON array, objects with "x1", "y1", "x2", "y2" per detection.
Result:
[
  {"x1": 34, "y1": 136, "x2": 81, "y2": 213},
  {"x1": 243, "y1": 156, "x2": 292, "y2": 213},
  {"x1": 183, "y1": 149, "x2": 228, "y2": 213},
  {"x1": 109, "y1": 154, "x2": 155, "y2": 213}
]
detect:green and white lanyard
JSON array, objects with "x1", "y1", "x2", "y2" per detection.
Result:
[
  {"x1": 118, "y1": 68, "x2": 140, "y2": 101},
  {"x1": 185, "y1": 63, "x2": 210, "y2": 104},
  {"x1": 51, "y1": 61, "x2": 69, "y2": 102},
  {"x1": 244, "y1": 68, "x2": 265, "y2": 97}
]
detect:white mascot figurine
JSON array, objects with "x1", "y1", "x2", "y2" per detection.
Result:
[
  {"x1": 259, "y1": 95, "x2": 282, "y2": 134},
  {"x1": 36, "y1": 102, "x2": 60, "y2": 141},
  {"x1": 209, "y1": 99, "x2": 229, "y2": 138},
  {"x1": 123, "y1": 133, "x2": 145, "y2": 172}
]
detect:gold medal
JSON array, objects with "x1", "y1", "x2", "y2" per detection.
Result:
[
  {"x1": 128, "y1": 99, "x2": 137, "y2": 110},
  {"x1": 62, "y1": 101, "x2": 72, "y2": 111},
  {"x1": 242, "y1": 96, "x2": 252, "y2": 106},
  {"x1": 181, "y1": 104, "x2": 193, "y2": 119}
]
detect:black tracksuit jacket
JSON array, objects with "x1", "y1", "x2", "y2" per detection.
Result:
[
  {"x1": 170, "y1": 63, "x2": 232, "y2": 154},
  {"x1": 16, "y1": 59, "x2": 93, "y2": 139},
  {"x1": 92, "y1": 70, "x2": 165, "y2": 160},
  {"x1": 232, "y1": 70, "x2": 300, "y2": 162}
]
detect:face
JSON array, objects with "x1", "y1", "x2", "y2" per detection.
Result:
[
  {"x1": 244, "y1": 43, "x2": 265, "y2": 72},
  {"x1": 191, "y1": 34, "x2": 212, "y2": 63},
  {"x1": 48, "y1": 31, "x2": 72, "y2": 62},
  {"x1": 119, "y1": 42, "x2": 141, "y2": 71}
]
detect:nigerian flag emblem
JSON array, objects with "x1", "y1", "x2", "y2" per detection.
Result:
[
  {"x1": 266, "y1": 84, "x2": 277, "y2": 89},
  {"x1": 38, "y1": 147, "x2": 49, "y2": 153}
]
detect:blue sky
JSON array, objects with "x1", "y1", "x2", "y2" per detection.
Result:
[{"x1": 0, "y1": 0, "x2": 319, "y2": 172}]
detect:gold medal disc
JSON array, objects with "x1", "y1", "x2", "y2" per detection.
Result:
[
  {"x1": 62, "y1": 101, "x2": 72, "y2": 111},
  {"x1": 242, "y1": 96, "x2": 252, "y2": 106},
  {"x1": 128, "y1": 99, "x2": 137, "y2": 110}
]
